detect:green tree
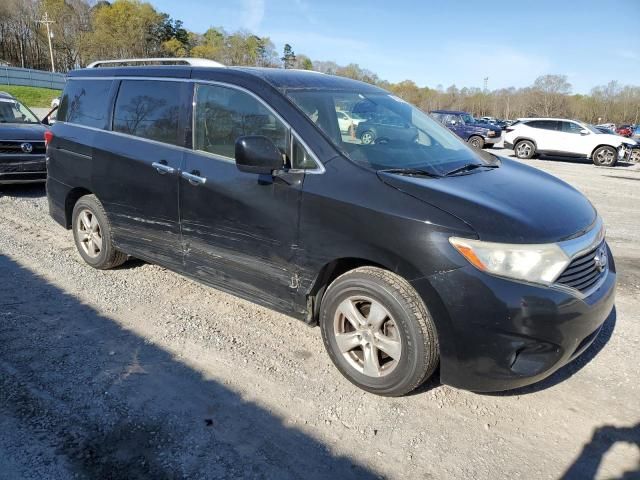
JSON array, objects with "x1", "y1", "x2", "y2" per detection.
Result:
[{"x1": 281, "y1": 43, "x2": 296, "y2": 69}]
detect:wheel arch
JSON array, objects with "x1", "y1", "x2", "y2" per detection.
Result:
[
  {"x1": 513, "y1": 136, "x2": 537, "y2": 149},
  {"x1": 589, "y1": 143, "x2": 618, "y2": 160},
  {"x1": 64, "y1": 187, "x2": 93, "y2": 229}
]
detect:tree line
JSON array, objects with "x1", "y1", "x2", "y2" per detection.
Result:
[{"x1": 1, "y1": 0, "x2": 638, "y2": 124}]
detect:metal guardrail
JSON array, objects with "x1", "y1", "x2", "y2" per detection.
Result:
[{"x1": 1, "y1": 66, "x2": 66, "y2": 90}]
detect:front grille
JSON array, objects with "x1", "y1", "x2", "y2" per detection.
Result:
[
  {"x1": 0, "y1": 141, "x2": 46, "y2": 155},
  {"x1": 556, "y1": 241, "x2": 608, "y2": 293}
]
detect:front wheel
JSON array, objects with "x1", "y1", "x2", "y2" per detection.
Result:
[
  {"x1": 360, "y1": 130, "x2": 375, "y2": 145},
  {"x1": 320, "y1": 267, "x2": 439, "y2": 396},
  {"x1": 468, "y1": 135, "x2": 485, "y2": 149},
  {"x1": 592, "y1": 146, "x2": 618, "y2": 167}
]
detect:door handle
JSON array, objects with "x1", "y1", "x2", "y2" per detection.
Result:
[
  {"x1": 181, "y1": 170, "x2": 207, "y2": 186},
  {"x1": 152, "y1": 161, "x2": 176, "y2": 175}
]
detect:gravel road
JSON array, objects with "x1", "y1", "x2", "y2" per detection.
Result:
[{"x1": 1, "y1": 152, "x2": 639, "y2": 479}]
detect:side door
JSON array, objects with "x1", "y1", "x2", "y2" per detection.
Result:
[
  {"x1": 91, "y1": 79, "x2": 190, "y2": 268},
  {"x1": 526, "y1": 120, "x2": 560, "y2": 151},
  {"x1": 179, "y1": 82, "x2": 309, "y2": 314},
  {"x1": 443, "y1": 114, "x2": 464, "y2": 139},
  {"x1": 557, "y1": 121, "x2": 591, "y2": 156}
]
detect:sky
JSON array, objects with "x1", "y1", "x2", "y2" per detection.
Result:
[{"x1": 148, "y1": 0, "x2": 640, "y2": 94}]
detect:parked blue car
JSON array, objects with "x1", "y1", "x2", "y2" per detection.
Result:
[{"x1": 430, "y1": 110, "x2": 502, "y2": 149}]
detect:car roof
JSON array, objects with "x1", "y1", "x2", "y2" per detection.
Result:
[
  {"x1": 431, "y1": 110, "x2": 467, "y2": 114},
  {"x1": 517, "y1": 117, "x2": 581, "y2": 122},
  {"x1": 67, "y1": 65, "x2": 386, "y2": 94}
]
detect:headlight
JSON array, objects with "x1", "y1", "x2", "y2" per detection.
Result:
[{"x1": 449, "y1": 237, "x2": 570, "y2": 286}]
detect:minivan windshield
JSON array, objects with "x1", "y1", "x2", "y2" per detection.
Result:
[
  {"x1": 0, "y1": 98, "x2": 39, "y2": 124},
  {"x1": 287, "y1": 90, "x2": 492, "y2": 176}
]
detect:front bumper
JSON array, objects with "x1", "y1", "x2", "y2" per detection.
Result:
[
  {"x1": 0, "y1": 154, "x2": 46, "y2": 184},
  {"x1": 484, "y1": 135, "x2": 502, "y2": 145},
  {"x1": 411, "y1": 245, "x2": 616, "y2": 392}
]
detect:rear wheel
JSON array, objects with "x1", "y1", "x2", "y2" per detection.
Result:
[
  {"x1": 468, "y1": 135, "x2": 484, "y2": 149},
  {"x1": 72, "y1": 195, "x2": 127, "y2": 269},
  {"x1": 592, "y1": 146, "x2": 617, "y2": 167},
  {"x1": 514, "y1": 140, "x2": 535, "y2": 159},
  {"x1": 320, "y1": 267, "x2": 439, "y2": 396}
]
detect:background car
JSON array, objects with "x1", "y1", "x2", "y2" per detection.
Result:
[
  {"x1": 504, "y1": 118, "x2": 636, "y2": 166},
  {"x1": 615, "y1": 124, "x2": 633, "y2": 137},
  {"x1": 354, "y1": 114, "x2": 418, "y2": 144},
  {"x1": 595, "y1": 125, "x2": 616, "y2": 135},
  {"x1": 431, "y1": 110, "x2": 502, "y2": 149},
  {"x1": 336, "y1": 110, "x2": 364, "y2": 133},
  {"x1": 0, "y1": 91, "x2": 48, "y2": 184}
]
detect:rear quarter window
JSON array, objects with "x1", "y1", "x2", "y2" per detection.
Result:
[{"x1": 57, "y1": 79, "x2": 113, "y2": 129}]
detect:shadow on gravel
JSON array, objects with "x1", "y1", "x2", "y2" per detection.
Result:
[
  {"x1": 486, "y1": 307, "x2": 617, "y2": 397},
  {"x1": 0, "y1": 254, "x2": 376, "y2": 479},
  {"x1": 0, "y1": 183, "x2": 46, "y2": 198},
  {"x1": 560, "y1": 422, "x2": 640, "y2": 480}
]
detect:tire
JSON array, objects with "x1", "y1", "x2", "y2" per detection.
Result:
[
  {"x1": 319, "y1": 266, "x2": 439, "y2": 396},
  {"x1": 360, "y1": 130, "x2": 375, "y2": 145},
  {"x1": 72, "y1": 194, "x2": 127, "y2": 270},
  {"x1": 592, "y1": 146, "x2": 618, "y2": 167},
  {"x1": 514, "y1": 140, "x2": 535, "y2": 159},
  {"x1": 468, "y1": 135, "x2": 484, "y2": 149}
]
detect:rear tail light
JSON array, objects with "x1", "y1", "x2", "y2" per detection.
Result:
[{"x1": 44, "y1": 130, "x2": 53, "y2": 147}]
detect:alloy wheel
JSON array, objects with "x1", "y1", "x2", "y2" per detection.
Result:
[
  {"x1": 333, "y1": 296, "x2": 402, "y2": 377},
  {"x1": 76, "y1": 209, "x2": 103, "y2": 258}
]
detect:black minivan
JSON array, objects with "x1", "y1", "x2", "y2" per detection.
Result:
[{"x1": 46, "y1": 60, "x2": 616, "y2": 396}]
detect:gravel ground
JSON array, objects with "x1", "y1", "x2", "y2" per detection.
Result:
[{"x1": 1, "y1": 150, "x2": 639, "y2": 479}]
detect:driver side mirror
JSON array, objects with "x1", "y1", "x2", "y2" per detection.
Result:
[
  {"x1": 580, "y1": 129, "x2": 590, "y2": 135},
  {"x1": 235, "y1": 135, "x2": 284, "y2": 175}
]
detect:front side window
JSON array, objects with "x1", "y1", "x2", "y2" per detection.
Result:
[
  {"x1": 287, "y1": 90, "x2": 486, "y2": 175},
  {"x1": 113, "y1": 80, "x2": 182, "y2": 146},
  {"x1": 560, "y1": 121, "x2": 584, "y2": 134},
  {"x1": 58, "y1": 79, "x2": 112, "y2": 128},
  {"x1": 0, "y1": 98, "x2": 39, "y2": 124},
  {"x1": 193, "y1": 84, "x2": 287, "y2": 160}
]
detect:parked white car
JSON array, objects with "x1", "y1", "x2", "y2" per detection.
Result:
[
  {"x1": 504, "y1": 118, "x2": 637, "y2": 166},
  {"x1": 336, "y1": 110, "x2": 364, "y2": 133}
]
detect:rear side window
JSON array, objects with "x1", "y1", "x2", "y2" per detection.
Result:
[
  {"x1": 193, "y1": 83, "x2": 287, "y2": 159},
  {"x1": 58, "y1": 79, "x2": 112, "y2": 129},
  {"x1": 113, "y1": 80, "x2": 182, "y2": 146}
]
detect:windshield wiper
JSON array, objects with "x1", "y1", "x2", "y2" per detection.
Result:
[
  {"x1": 379, "y1": 168, "x2": 441, "y2": 178},
  {"x1": 443, "y1": 163, "x2": 499, "y2": 176}
]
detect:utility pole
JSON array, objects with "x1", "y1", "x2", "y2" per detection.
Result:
[{"x1": 38, "y1": 12, "x2": 55, "y2": 73}]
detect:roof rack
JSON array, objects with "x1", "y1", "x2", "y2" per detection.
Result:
[{"x1": 86, "y1": 58, "x2": 225, "y2": 68}]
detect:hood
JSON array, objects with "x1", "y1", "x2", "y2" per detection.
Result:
[
  {"x1": 378, "y1": 158, "x2": 597, "y2": 244},
  {"x1": 470, "y1": 122, "x2": 502, "y2": 134},
  {"x1": 0, "y1": 123, "x2": 47, "y2": 141},
  {"x1": 598, "y1": 133, "x2": 635, "y2": 146}
]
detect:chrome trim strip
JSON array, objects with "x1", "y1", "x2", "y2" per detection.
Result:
[
  {"x1": 551, "y1": 217, "x2": 608, "y2": 299},
  {"x1": 557, "y1": 217, "x2": 605, "y2": 259}
]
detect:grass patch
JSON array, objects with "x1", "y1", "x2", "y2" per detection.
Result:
[{"x1": 0, "y1": 85, "x2": 61, "y2": 107}]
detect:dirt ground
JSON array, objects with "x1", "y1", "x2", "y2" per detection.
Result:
[{"x1": 1, "y1": 151, "x2": 639, "y2": 479}]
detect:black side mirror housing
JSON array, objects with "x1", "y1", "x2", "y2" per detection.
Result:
[{"x1": 235, "y1": 135, "x2": 284, "y2": 175}]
